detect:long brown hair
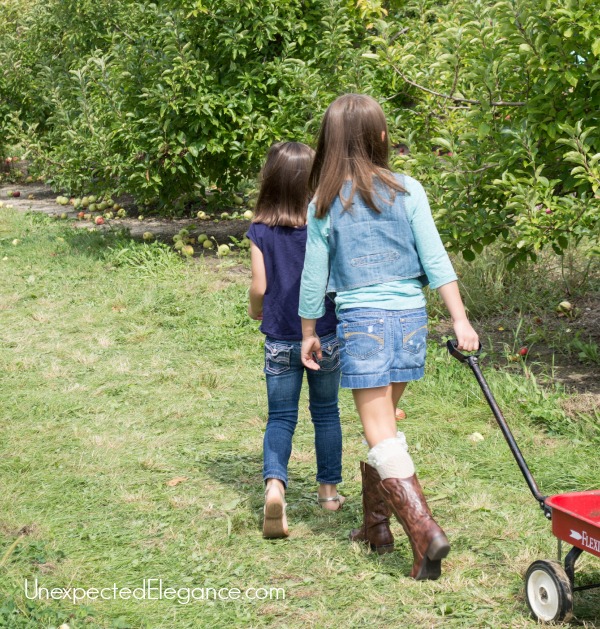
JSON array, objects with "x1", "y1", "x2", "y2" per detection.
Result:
[
  {"x1": 253, "y1": 142, "x2": 315, "y2": 227},
  {"x1": 310, "y1": 94, "x2": 406, "y2": 218}
]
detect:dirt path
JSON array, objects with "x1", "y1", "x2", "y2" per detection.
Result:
[{"x1": 0, "y1": 183, "x2": 250, "y2": 245}]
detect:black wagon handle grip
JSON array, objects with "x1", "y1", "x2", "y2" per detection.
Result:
[{"x1": 446, "y1": 339, "x2": 482, "y2": 362}]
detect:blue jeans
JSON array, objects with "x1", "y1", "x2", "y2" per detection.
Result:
[{"x1": 263, "y1": 333, "x2": 342, "y2": 487}]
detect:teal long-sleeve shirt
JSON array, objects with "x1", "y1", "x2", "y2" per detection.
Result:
[{"x1": 299, "y1": 175, "x2": 457, "y2": 319}]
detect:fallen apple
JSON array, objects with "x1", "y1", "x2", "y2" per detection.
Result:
[
  {"x1": 518, "y1": 347, "x2": 528, "y2": 357},
  {"x1": 198, "y1": 234, "x2": 208, "y2": 244},
  {"x1": 60, "y1": 212, "x2": 68, "y2": 220},
  {"x1": 233, "y1": 195, "x2": 244, "y2": 206},
  {"x1": 557, "y1": 301, "x2": 573, "y2": 313},
  {"x1": 12, "y1": 239, "x2": 20, "y2": 246},
  {"x1": 197, "y1": 211, "x2": 207, "y2": 220},
  {"x1": 142, "y1": 231, "x2": 155, "y2": 241},
  {"x1": 182, "y1": 245, "x2": 194, "y2": 257},
  {"x1": 77, "y1": 211, "x2": 85, "y2": 219},
  {"x1": 468, "y1": 432, "x2": 484, "y2": 443},
  {"x1": 203, "y1": 239, "x2": 214, "y2": 250},
  {"x1": 217, "y1": 244, "x2": 230, "y2": 257},
  {"x1": 95, "y1": 216, "x2": 104, "y2": 225},
  {"x1": 138, "y1": 215, "x2": 144, "y2": 221},
  {"x1": 220, "y1": 212, "x2": 229, "y2": 220},
  {"x1": 11, "y1": 190, "x2": 20, "y2": 198},
  {"x1": 243, "y1": 210, "x2": 253, "y2": 220}
]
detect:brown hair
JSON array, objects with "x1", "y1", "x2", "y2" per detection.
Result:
[
  {"x1": 310, "y1": 94, "x2": 406, "y2": 218},
  {"x1": 253, "y1": 142, "x2": 315, "y2": 227}
]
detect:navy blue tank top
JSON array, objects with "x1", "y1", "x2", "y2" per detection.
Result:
[{"x1": 247, "y1": 222, "x2": 337, "y2": 341}]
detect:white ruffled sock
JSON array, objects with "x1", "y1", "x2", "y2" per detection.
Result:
[{"x1": 367, "y1": 435, "x2": 415, "y2": 480}]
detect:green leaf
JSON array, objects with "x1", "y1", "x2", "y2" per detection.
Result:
[{"x1": 462, "y1": 249, "x2": 476, "y2": 262}]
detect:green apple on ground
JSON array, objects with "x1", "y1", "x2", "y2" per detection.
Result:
[
  {"x1": 557, "y1": 301, "x2": 573, "y2": 313},
  {"x1": 138, "y1": 215, "x2": 144, "y2": 221},
  {"x1": 142, "y1": 232, "x2": 155, "y2": 241},
  {"x1": 217, "y1": 244, "x2": 230, "y2": 257},
  {"x1": 197, "y1": 211, "x2": 207, "y2": 220},
  {"x1": 198, "y1": 234, "x2": 208, "y2": 244},
  {"x1": 243, "y1": 210, "x2": 253, "y2": 220},
  {"x1": 202, "y1": 239, "x2": 214, "y2": 250}
]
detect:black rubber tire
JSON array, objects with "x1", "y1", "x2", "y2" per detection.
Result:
[{"x1": 524, "y1": 559, "x2": 573, "y2": 623}]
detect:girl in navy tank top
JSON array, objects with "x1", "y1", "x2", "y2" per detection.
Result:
[{"x1": 248, "y1": 142, "x2": 344, "y2": 539}]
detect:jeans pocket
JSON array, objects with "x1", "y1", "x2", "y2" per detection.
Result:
[
  {"x1": 265, "y1": 340, "x2": 293, "y2": 375},
  {"x1": 401, "y1": 317, "x2": 428, "y2": 355},
  {"x1": 340, "y1": 318, "x2": 385, "y2": 359},
  {"x1": 317, "y1": 334, "x2": 340, "y2": 372}
]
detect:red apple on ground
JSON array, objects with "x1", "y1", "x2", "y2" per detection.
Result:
[
  {"x1": 95, "y1": 216, "x2": 104, "y2": 225},
  {"x1": 518, "y1": 347, "x2": 528, "y2": 357}
]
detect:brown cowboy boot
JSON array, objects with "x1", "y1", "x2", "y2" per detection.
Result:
[
  {"x1": 379, "y1": 474, "x2": 450, "y2": 580},
  {"x1": 349, "y1": 462, "x2": 394, "y2": 554}
]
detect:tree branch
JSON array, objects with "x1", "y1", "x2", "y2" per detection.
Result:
[{"x1": 389, "y1": 62, "x2": 527, "y2": 107}]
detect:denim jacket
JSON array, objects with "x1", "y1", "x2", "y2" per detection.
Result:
[{"x1": 326, "y1": 174, "x2": 428, "y2": 297}]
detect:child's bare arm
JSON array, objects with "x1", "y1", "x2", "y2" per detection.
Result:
[
  {"x1": 249, "y1": 243, "x2": 266, "y2": 320},
  {"x1": 437, "y1": 281, "x2": 479, "y2": 351}
]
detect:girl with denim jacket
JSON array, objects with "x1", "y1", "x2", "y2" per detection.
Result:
[
  {"x1": 248, "y1": 142, "x2": 345, "y2": 539},
  {"x1": 299, "y1": 94, "x2": 479, "y2": 579}
]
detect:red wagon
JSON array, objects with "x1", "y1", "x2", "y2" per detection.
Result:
[{"x1": 448, "y1": 340, "x2": 600, "y2": 623}]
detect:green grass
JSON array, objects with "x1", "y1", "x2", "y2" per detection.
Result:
[{"x1": 0, "y1": 208, "x2": 599, "y2": 628}]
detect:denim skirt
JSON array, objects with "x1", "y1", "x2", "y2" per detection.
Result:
[{"x1": 336, "y1": 307, "x2": 428, "y2": 389}]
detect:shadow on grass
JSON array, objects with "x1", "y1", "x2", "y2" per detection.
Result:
[{"x1": 194, "y1": 450, "x2": 415, "y2": 574}]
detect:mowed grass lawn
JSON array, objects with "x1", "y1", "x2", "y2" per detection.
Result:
[{"x1": 1, "y1": 208, "x2": 599, "y2": 628}]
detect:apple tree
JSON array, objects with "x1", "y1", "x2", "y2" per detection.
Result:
[{"x1": 366, "y1": 0, "x2": 600, "y2": 265}]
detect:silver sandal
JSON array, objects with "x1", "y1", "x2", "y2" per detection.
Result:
[{"x1": 317, "y1": 494, "x2": 344, "y2": 510}]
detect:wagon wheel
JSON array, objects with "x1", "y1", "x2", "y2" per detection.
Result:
[{"x1": 524, "y1": 560, "x2": 573, "y2": 623}]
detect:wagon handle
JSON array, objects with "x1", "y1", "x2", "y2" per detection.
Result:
[
  {"x1": 446, "y1": 339, "x2": 551, "y2": 518},
  {"x1": 446, "y1": 339, "x2": 482, "y2": 362}
]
